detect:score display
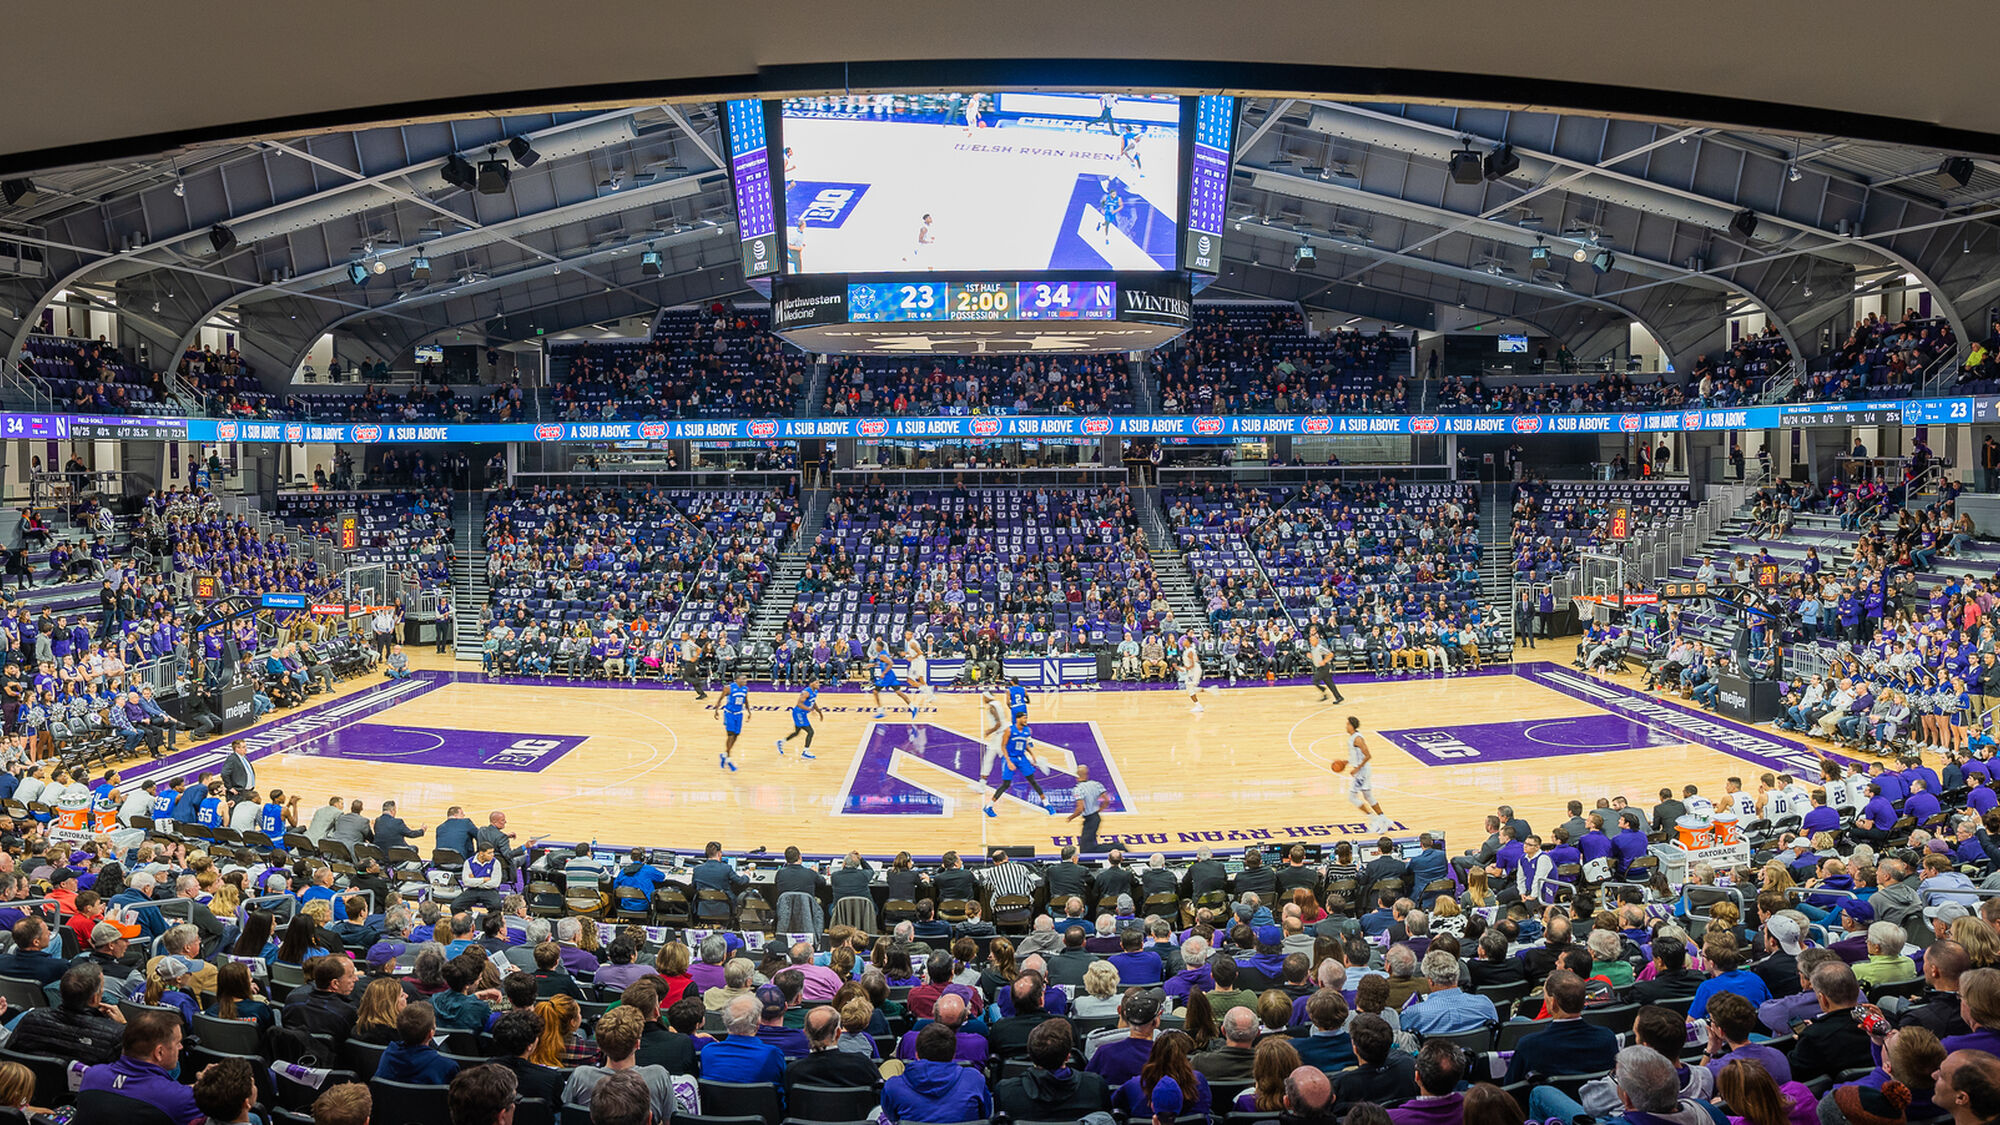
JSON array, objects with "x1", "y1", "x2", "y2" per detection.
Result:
[
  {"x1": 846, "y1": 280, "x2": 1119, "y2": 323},
  {"x1": 724, "y1": 99, "x2": 779, "y2": 279}
]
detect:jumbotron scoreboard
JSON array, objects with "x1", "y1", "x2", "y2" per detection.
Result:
[
  {"x1": 847, "y1": 279, "x2": 1118, "y2": 323},
  {"x1": 770, "y1": 272, "x2": 1192, "y2": 354}
]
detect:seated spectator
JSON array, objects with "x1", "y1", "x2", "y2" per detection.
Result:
[
  {"x1": 8, "y1": 962, "x2": 127, "y2": 1064},
  {"x1": 1789, "y1": 961, "x2": 1874, "y2": 1084},
  {"x1": 995, "y1": 1018, "x2": 1111, "y2": 1120},
  {"x1": 1389, "y1": 1042, "x2": 1465, "y2": 1125},
  {"x1": 881, "y1": 1022, "x2": 992, "y2": 1124},
  {"x1": 377, "y1": 1000, "x2": 460, "y2": 1085},
  {"x1": 1503, "y1": 970, "x2": 1617, "y2": 1084},
  {"x1": 75, "y1": 1010, "x2": 198, "y2": 1123},
  {"x1": 785, "y1": 1003, "x2": 882, "y2": 1103},
  {"x1": 1704, "y1": 991, "x2": 1792, "y2": 1084},
  {"x1": 898, "y1": 992, "x2": 987, "y2": 1065},
  {"x1": 1401, "y1": 948, "x2": 1498, "y2": 1036},
  {"x1": 311, "y1": 1083, "x2": 373, "y2": 1125},
  {"x1": 283, "y1": 953, "x2": 359, "y2": 1041},
  {"x1": 1291, "y1": 988, "x2": 1356, "y2": 1073},
  {"x1": 489, "y1": 1008, "x2": 568, "y2": 1104},
  {"x1": 352, "y1": 977, "x2": 408, "y2": 1044},
  {"x1": 1853, "y1": 922, "x2": 1917, "y2": 986},
  {"x1": 699, "y1": 993, "x2": 785, "y2": 1086},
  {"x1": 1193, "y1": 1005, "x2": 1260, "y2": 1084},
  {"x1": 1692, "y1": 932, "x2": 1771, "y2": 1020},
  {"x1": 584, "y1": 1069, "x2": 654, "y2": 1125},
  {"x1": 1631, "y1": 936, "x2": 1706, "y2": 1004},
  {"x1": 192, "y1": 1057, "x2": 260, "y2": 1125},
  {"x1": 1087, "y1": 989, "x2": 1163, "y2": 1087},
  {"x1": 0, "y1": 917, "x2": 71, "y2": 984},
  {"x1": 448, "y1": 1063, "x2": 518, "y2": 1125},
  {"x1": 1331, "y1": 1013, "x2": 1416, "y2": 1106},
  {"x1": 564, "y1": 1007, "x2": 677, "y2": 1122}
]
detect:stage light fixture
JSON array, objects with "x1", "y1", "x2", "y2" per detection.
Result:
[
  {"x1": 1591, "y1": 249, "x2": 1616, "y2": 274},
  {"x1": 508, "y1": 136, "x2": 541, "y2": 167},
  {"x1": 477, "y1": 149, "x2": 511, "y2": 195},
  {"x1": 410, "y1": 255, "x2": 431, "y2": 280},
  {"x1": 641, "y1": 249, "x2": 663, "y2": 276},
  {"x1": 1729, "y1": 209, "x2": 1759, "y2": 239},
  {"x1": 208, "y1": 224, "x2": 237, "y2": 254},
  {"x1": 1482, "y1": 144, "x2": 1520, "y2": 180},
  {"x1": 1938, "y1": 157, "x2": 1974, "y2": 189},
  {"x1": 1, "y1": 179, "x2": 38, "y2": 207},
  {"x1": 347, "y1": 263, "x2": 369, "y2": 285},
  {"x1": 1293, "y1": 243, "x2": 1317, "y2": 272},
  {"x1": 1448, "y1": 150, "x2": 1484, "y2": 185},
  {"x1": 441, "y1": 154, "x2": 478, "y2": 191}
]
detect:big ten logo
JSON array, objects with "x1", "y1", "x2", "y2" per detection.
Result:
[
  {"x1": 789, "y1": 182, "x2": 871, "y2": 228},
  {"x1": 487, "y1": 737, "x2": 571, "y2": 768},
  {"x1": 1402, "y1": 729, "x2": 1479, "y2": 760}
]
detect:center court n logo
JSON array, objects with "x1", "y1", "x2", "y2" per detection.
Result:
[{"x1": 837, "y1": 721, "x2": 1129, "y2": 816}]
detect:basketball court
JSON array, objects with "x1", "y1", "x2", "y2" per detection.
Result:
[{"x1": 115, "y1": 653, "x2": 1839, "y2": 859}]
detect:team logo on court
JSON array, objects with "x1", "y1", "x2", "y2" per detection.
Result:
[
  {"x1": 1619, "y1": 415, "x2": 1642, "y2": 433},
  {"x1": 1193, "y1": 416, "x2": 1224, "y2": 435},
  {"x1": 640, "y1": 422, "x2": 667, "y2": 439},
  {"x1": 1303, "y1": 416, "x2": 1333, "y2": 434},
  {"x1": 1410, "y1": 416, "x2": 1439, "y2": 434},
  {"x1": 786, "y1": 181, "x2": 871, "y2": 228},
  {"x1": 1683, "y1": 410, "x2": 1704, "y2": 431},
  {"x1": 352, "y1": 425, "x2": 380, "y2": 443},
  {"x1": 1083, "y1": 417, "x2": 1113, "y2": 435},
  {"x1": 838, "y1": 721, "x2": 1128, "y2": 818},
  {"x1": 859, "y1": 419, "x2": 888, "y2": 437},
  {"x1": 215, "y1": 422, "x2": 238, "y2": 441},
  {"x1": 1512, "y1": 417, "x2": 1542, "y2": 434},
  {"x1": 285, "y1": 424, "x2": 304, "y2": 442},
  {"x1": 972, "y1": 418, "x2": 1002, "y2": 436},
  {"x1": 749, "y1": 420, "x2": 778, "y2": 438},
  {"x1": 534, "y1": 424, "x2": 563, "y2": 442}
]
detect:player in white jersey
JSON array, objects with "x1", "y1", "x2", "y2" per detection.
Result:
[
  {"x1": 1179, "y1": 637, "x2": 1206, "y2": 713},
  {"x1": 1725, "y1": 778, "x2": 1759, "y2": 820},
  {"x1": 1780, "y1": 773, "x2": 1812, "y2": 815},
  {"x1": 903, "y1": 215, "x2": 935, "y2": 267},
  {"x1": 903, "y1": 630, "x2": 933, "y2": 700},
  {"x1": 1329, "y1": 715, "x2": 1392, "y2": 833},
  {"x1": 973, "y1": 689, "x2": 1008, "y2": 792},
  {"x1": 963, "y1": 93, "x2": 985, "y2": 131}
]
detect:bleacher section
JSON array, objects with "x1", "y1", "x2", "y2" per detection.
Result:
[
  {"x1": 548, "y1": 308, "x2": 803, "y2": 421},
  {"x1": 1798, "y1": 313, "x2": 1952, "y2": 401},
  {"x1": 821, "y1": 355, "x2": 1135, "y2": 416},
  {"x1": 1152, "y1": 304, "x2": 1410, "y2": 414},
  {"x1": 273, "y1": 489, "x2": 455, "y2": 589},
  {"x1": 1511, "y1": 479, "x2": 1694, "y2": 582},
  {"x1": 19, "y1": 334, "x2": 174, "y2": 413}
]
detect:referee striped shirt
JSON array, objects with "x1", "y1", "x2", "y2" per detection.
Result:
[{"x1": 979, "y1": 859, "x2": 1038, "y2": 898}]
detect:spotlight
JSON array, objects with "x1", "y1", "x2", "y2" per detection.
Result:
[
  {"x1": 1482, "y1": 144, "x2": 1520, "y2": 181},
  {"x1": 410, "y1": 255, "x2": 431, "y2": 281},
  {"x1": 1787, "y1": 163, "x2": 1802, "y2": 183},
  {"x1": 1938, "y1": 157, "x2": 1974, "y2": 190},
  {"x1": 507, "y1": 136, "x2": 541, "y2": 167},
  {"x1": 173, "y1": 175, "x2": 185, "y2": 198},
  {"x1": 1530, "y1": 241, "x2": 1549, "y2": 263},
  {"x1": 477, "y1": 149, "x2": 511, "y2": 195},
  {"x1": 1572, "y1": 246, "x2": 1590, "y2": 263},
  {"x1": 208, "y1": 224, "x2": 237, "y2": 254},
  {"x1": 347, "y1": 263, "x2": 369, "y2": 285},
  {"x1": 1, "y1": 179, "x2": 38, "y2": 207},
  {"x1": 1293, "y1": 243, "x2": 1317, "y2": 272},
  {"x1": 1448, "y1": 150, "x2": 1484, "y2": 186},
  {"x1": 1729, "y1": 209, "x2": 1759, "y2": 239},
  {"x1": 1591, "y1": 249, "x2": 1616, "y2": 274},
  {"x1": 640, "y1": 249, "x2": 663, "y2": 277},
  {"x1": 370, "y1": 259, "x2": 387, "y2": 275},
  {"x1": 441, "y1": 154, "x2": 478, "y2": 191}
]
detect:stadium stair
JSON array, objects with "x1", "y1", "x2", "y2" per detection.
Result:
[
  {"x1": 741, "y1": 486, "x2": 831, "y2": 672},
  {"x1": 799, "y1": 360, "x2": 829, "y2": 418},
  {"x1": 1134, "y1": 484, "x2": 1208, "y2": 633},
  {"x1": 450, "y1": 490, "x2": 489, "y2": 662},
  {"x1": 1477, "y1": 490, "x2": 1516, "y2": 659},
  {"x1": 1128, "y1": 356, "x2": 1155, "y2": 413}
]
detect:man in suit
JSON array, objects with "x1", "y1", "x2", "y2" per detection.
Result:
[
  {"x1": 1139, "y1": 855, "x2": 1180, "y2": 900},
  {"x1": 1043, "y1": 847, "x2": 1091, "y2": 904},
  {"x1": 772, "y1": 846, "x2": 830, "y2": 902},
  {"x1": 372, "y1": 800, "x2": 425, "y2": 853},
  {"x1": 1407, "y1": 833, "x2": 1452, "y2": 907},
  {"x1": 1496, "y1": 805, "x2": 1532, "y2": 846},
  {"x1": 1556, "y1": 801, "x2": 1589, "y2": 844},
  {"x1": 1650, "y1": 787, "x2": 1689, "y2": 834},
  {"x1": 1359, "y1": 837, "x2": 1410, "y2": 907},
  {"x1": 435, "y1": 807, "x2": 479, "y2": 858},
  {"x1": 987, "y1": 975, "x2": 1060, "y2": 1059},
  {"x1": 476, "y1": 811, "x2": 530, "y2": 879},
  {"x1": 1092, "y1": 850, "x2": 1138, "y2": 908},
  {"x1": 1502, "y1": 971, "x2": 1617, "y2": 1083},
  {"x1": 327, "y1": 799, "x2": 372, "y2": 849},
  {"x1": 931, "y1": 851, "x2": 980, "y2": 903},
  {"x1": 1231, "y1": 849, "x2": 1278, "y2": 899},
  {"x1": 1047, "y1": 927, "x2": 1095, "y2": 987},
  {"x1": 691, "y1": 841, "x2": 748, "y2": 899},
  {"x1": 219, "y1": 738, "x2": 256, "y2": 801},
  {"x1": 1275, "y1": 845, "x2": 1324, "y2": 899}
]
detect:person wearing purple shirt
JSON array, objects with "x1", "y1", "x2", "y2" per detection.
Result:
[
  {"x1": 77, "y1": 1012, "x2": 201, "y2": 1124},
  {"x1": 1490, "y1": 828, "x2": 1524, "y2": 878},
  {"x1": 1854, "y1": 787, "x2": 1900, "y2": 845},
  {"x1": 1801, "y1": 799, "x2": 1842, "y2": 835},
  {"x1": 1611, "y1": 813, "x2": 1651, "y2": 878},
  {"x1": 1904, "y1": 782, "x2": 1942, "y2": 826},
  {"x1": 1868, "y1": 763, "x2": 1906, "y2": 803},
  {"x1": 896, "y1": 995, "x2": 988, "y2": 1064},
  {"x1": 1107, "y1": 936, "x2": 1164, "y2": 986},
  {"x1": 1577, "y1": 822, "x2": 1614, "y2": 867}
]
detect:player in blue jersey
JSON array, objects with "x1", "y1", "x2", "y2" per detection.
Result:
[
  {"x1": 260, "y1": 791, "x2": 294, "y2": 847},
  {"x1": 710, "y1": 672, "x2": 751, "y2": 770},
  {"x1": 1097, "y1": 181, "x2": 1124, "y2": 244},
  {"x1": 868, "y1": 638, "x2": 916, "y2": 719},
  {"x1": 1006, "y1": 678, "x2": 1030, "y2": 723},
  {"x1": 985, "y1": 714, "x2": 1051, "y2": 818},
  {"x1": 1120, "y1": 127, "x2": 1142, "y2": 172},
  {"x1": 776, "y1": 681, "x2": 823, "y2": 760},
  {"x1": 196, "y1": 782, "x2": 227, "y2": 829}
]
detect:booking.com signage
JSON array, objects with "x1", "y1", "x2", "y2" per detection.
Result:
[{"x1": 15, "y1": 395, "x2": 1981, "y2": 447}]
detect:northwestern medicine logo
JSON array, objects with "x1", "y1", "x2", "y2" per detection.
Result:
[
  {"x1": 786, "y1": 181, "x2": 870, "y2": 228},
  {"x1": 860, "y1": 419, "x2": 888, "y2": 437},
  {"x1": 972, "y1": 417, "x2": 1002, "y2": 436},
  {"x1": 1411, "y1": 416, "x2": 1440, "y2": 434},
  {"x1": 749, "y1": 420, "x2": 778, "y2": 438},
  {"x1": 1194, "y1": 416, "x2": 1224, "y2": 435},
  {"x1": 352, "y1": 425, "x2": 381, "y2": 442},
  {"x1": 1083, "y1": 417, "x2": 1113, "y2": 435},
  {"x1": 839, "y1": 721, "x2": 1126, "y2": 817},
  {"x1": 535, "y1": 424, "x2": 563, "y2": 442}
]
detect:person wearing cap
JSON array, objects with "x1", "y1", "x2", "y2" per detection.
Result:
[
  {"x1": 1086, "y1": 989, "x2": 1162, "y2": 1087},
  {"x1": 45, "y1": 866, "x2": 80, "y2": 915},
  {"x1": 80, "y1": 918, "x2": 141, "y2": 999},
  {"x1": 699, "y1": 992, "x2": 785, "y2": 1088},
  {"x1": 751, "y1": 981, "x2": 808, "y2": 1058},
  {"x1": 1831, "y1": 900, "x2": 1880, "y2": 962},
  {"x1": 142, "y1": 954, "x2": 202, "y2": 1026},
  {"x1": 880, "y1": 1020, "x2": 992, "y2": 1124},
  {"x1": 1752, "y1": 916, "x2": 1810, "y2": 998}
]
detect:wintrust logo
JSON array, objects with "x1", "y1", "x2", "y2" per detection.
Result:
[
  {"x1": 859, "y1": 419, "x2": 888, "y2": 437},
  {"x1": 215, "y1": 422, "x2": 237, "y2": 441},
  {"x1": 971, "y1": 417, "x2": 1002, "y2": 436},
  {"x1": 1410, "y1": 416, "x2": 1440, "y2": 434},
  {"x1": 749, "y1": 420, "x2": 778, "y2": 438},
  {"x1": 1082, "y1": 417, "x2": 1113, "y2": 435},
  {"x1": 1121, "y1": 290, "x2": 1192, "y2": 321},
  {"x1": 352, "y1": 425, "x2": 381, "y2": 442},
  {"x1": 534, "y1": 424, "x2": 563, "y2": 442},
  {"x1": 1512, "y1": 416, "x2": 1542, "y2": 434},
  {"x1": 1193, "y1": 416, "x2": 1224, "y2": 435},
  {"x1": 1303, "y1": 416, "x2": 1333, "y2": 434}
]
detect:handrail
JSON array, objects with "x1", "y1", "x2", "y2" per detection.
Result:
[{"x1": 1921, "y1": 347, "x2": 1965, "y2": 397}]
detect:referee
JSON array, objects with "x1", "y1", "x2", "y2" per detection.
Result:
[
  {"x1": 1309, "y1": 628, "x2": 1347, "y2": 704},
  {"x1": 1068, "y1": 763, "x2": 1111, "y2": 854},
  {"x1": 979, "y1": 848, "x2": 1039, "y2": 899},
  {"x1": 678, "y1": 633, "x2": 707, "y2": 700}
]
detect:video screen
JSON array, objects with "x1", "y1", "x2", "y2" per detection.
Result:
[
  {"x1": 779, "y1": 92, "x2": 1184, "y2": 274},
  {"x1": 1498, "y1": 334, "x2": 1529, "y2": 353}
]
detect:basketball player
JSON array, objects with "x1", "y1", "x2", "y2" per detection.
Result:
[
  {"x1": 1119, "y1": 127, "x2": 1142, "y2": 172},
  {"x1": 903, "y1": 215, "x2": 935, "y2": 267},
  {"x1": 710, "y1": 672, "x2": 750, "y2": 771},
  {"x1": 1005, "y1": 676, "x2": 1030, "y2": 725},
  {"x1": 963, "y1": 92, "x2": 985, "y2": 132},
  {"x1": 868, "y1": 639, "x2": 916, "y2": 719},
  {"x1": 1097, "y1": 181, "x2": 1125, "y2": 245},
  {"x1": 786, "y1": 216, "x2": 807, "y2": 273},
  {"x1": 782, "y1": 145, "x2": 797, "y2": 192},
  {"x1": 1309, "y1": 628, "x2": 1346, "y2": 704},
  {"x1": 776, "y1": 680, "x2": 822, "y2": 760},
  {"x1": 985, "y1": 713, "x2": 1050, "y2": 818},
  {"x1": 972, "y1": 687, "x2": 1008, "y2": 793},
  {"x1": 903, "y1": 630, "x2": 933, "y2": 700},
  {"x1": 1328, "y1": 715, "x2": 1391, "y2": 833},
  {"x1": 1180, "y1": 635, "x2": 1207, "y2": 714}
]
